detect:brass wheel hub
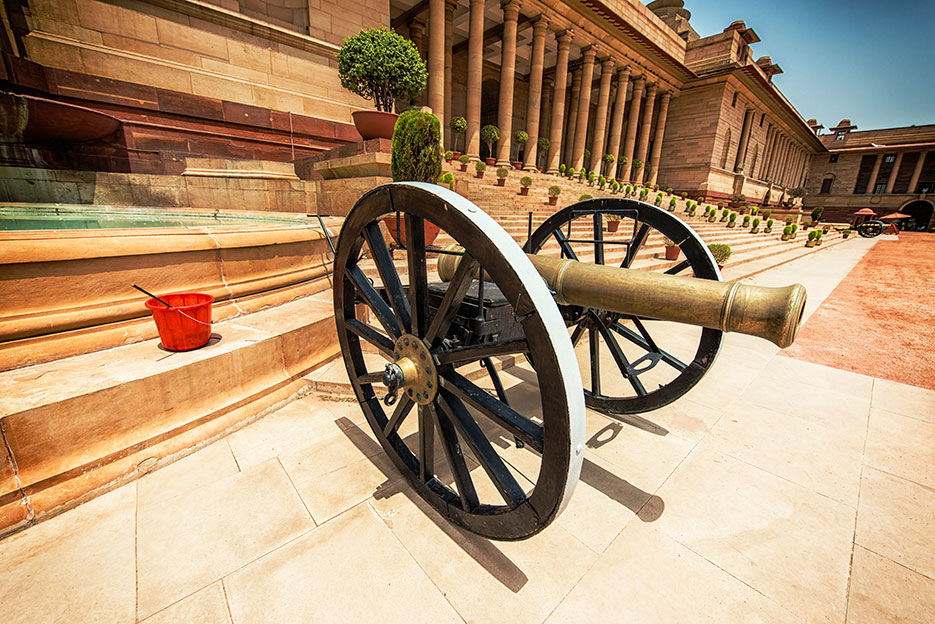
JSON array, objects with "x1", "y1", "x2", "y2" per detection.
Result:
[{"x1": 388, "y1": 334, "x2": 438, "y2": 405}]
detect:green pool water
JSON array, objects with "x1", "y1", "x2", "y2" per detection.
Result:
[{"x1": 0, "y1": 205, "x2": 317, "y2": 231}]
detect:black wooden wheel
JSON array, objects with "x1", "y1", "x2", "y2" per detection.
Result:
[
  {"x1": 333, "y1": 182, "x2": 585, "y2": 540},
  {"x1": 526, "y1": 197, "x2": 723, "y2": 416},
  {"x1": 857, "y1": 219, "x2": 886, "y2": 238}
]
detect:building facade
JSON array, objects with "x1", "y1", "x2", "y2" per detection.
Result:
[
  {"x1": 1, "y1": 0, "x2": 820, "y2": 205},
  {"x1": 803, "y1": 120, "x2": 935, "y2": 230}
]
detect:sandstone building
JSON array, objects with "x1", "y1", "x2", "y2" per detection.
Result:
[
  {"x1": 803, "y1": 120, "x2": 935, "y2": 230},
  {"x1": 1, "y1": 0, "x2": 821, "y2": 206}
]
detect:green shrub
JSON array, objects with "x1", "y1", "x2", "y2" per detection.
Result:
[
  {"x1": 449, "y1": 116, "x2": 467, "y2": 151},
  {"x1": 811, "y1": 206, "x2": 824, "y2": 222},
  {"x1": 721, "y1": 208, "x2": 729, "y2": 218},
  {"x1": 808, "y1": 230, "x2": 819, "y2": 241},
  {"x1": 520, "y1": 176, "x2": 532, "y2": 187},
  {"x1": 752, "y1": 217, "x2": 760, "y2": 228},
  {"x1": 603, "y1": 153, "x2": 615, "y2": 165},
  {"x1": 762, "y1": 209, "x2": 772, "y2": 219},
  {"x1": 513, "y1": 129, "x2": 529, "y2": 144},
  {"x1": 640, "y1": 188, "x2": 649, "y2": 199},
  {"x1": 480, "y1": 124, "x2": 500, "y2": 156},
  {"x1": 655, "y1": 193, "x2": 663, "y2": 206},
  {"x1": 681, "y1": 192, "x2": 688, "y2": 199},
  {"x1": 632, "y1": 159, "x2": 643, "y2": 170},
  {"x1": 579, "y1": 193, "x2": 593, "y2": 201},
  {"x1": 791, "y1": 223, "x2": 798, "y2": 233},
  {"x1": 619, "y1": 156, "x2": 628, "y2": 166},
  {"x1": 444, "y1": 150, "x2": 453, "y2": 160},
  {"x1": 742, "y1": 215, "x2": 751, "y2": 226},
  {"x1": 538, "y1": 137, "x2": 550, "y2": 152},
  {"x1": 729, "y1": 212, "x2": 738, "y2": 222},
  {"x1": 338, "y1": 27, "x2": 427, "y2": 112},
  {"x1": 598, "y1": 174, "x2": 606, "y2": 188},
  {"x1": 707, "y1": 243, "x2": 732, "y2": 265},
  {"x1": 669, "y1": 197, "x2": 677, "y2": 208},
  {"x1": 475, "y1": 161, "x2": 487, "y2": 172},
  {"x1": 548, "y1": 185, "x2": 561, "y2": 197},
  {"x1": 569, "y1": 167, "x2": 576, "y2": 178},
  {"x1": 559, "y1": 163, "x2": 566, "y2": 174},
  {"x1": 786, "y1": 217, "x2": 793, "y2": 224},
  {"x1": 583, "y1": 148, "x2": 591, "y2": 161},
  {"x1": 458, "y1": 154, "x2": 470, "y2": 164},
  {"x1": 666, "y1": 187, "x2": 673, "y2": 193},
  {"x1": 496, "y1": 166, "x2": 509, "y2": 179},
  {"x1": 579, "y1": 169, "x2": 586, "y2": 181},
  {"x1": 391, "y1": 110, "x2": 441, "y2": 182},
  {"x1": 767, "y1": 218, "x2": 774, "y2": 228},
  {"x1": 783, "y1": 225, "x2": 793, "y2": 235},
  {"x1": 644, "y1": 162, "x2": 652, "y2": 173},
  {"x1": 440, "y1": 171, "x2": 454, "y2": 188}
]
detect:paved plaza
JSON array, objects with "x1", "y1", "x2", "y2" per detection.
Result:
[{"x1": 1, "y1": 235, "x2": 933, "y2": 623}]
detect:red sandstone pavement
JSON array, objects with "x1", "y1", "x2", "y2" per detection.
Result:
[{"x1": 781, "y1": 232, "x2": 935, "y2": 390}]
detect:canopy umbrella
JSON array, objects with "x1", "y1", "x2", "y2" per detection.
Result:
[
  {"x1": 879, "y1": 212, "x2": 911, "y2": 220},
  {"x1": 854, "y1": 208, "x2": 877, "y2": 216}
]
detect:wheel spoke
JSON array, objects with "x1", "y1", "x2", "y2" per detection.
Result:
[
  {"x1": 612, "y1": 321, "x2": 687, "y2": 371},
  {"x1": 440, "y1": 370, "x2": 544, "y2": 453},
  {"x1": 593, "y1": 212, "x2": 605, "y2": 266},
  {"x1": 419, "y1": 404, "x2": 435, "y2": 483},
  {"x1": 405, "y1": 214, "x2": 429, "y2": 336},
  {"x1": 438, "y1": 390, "x2": 525, "y2": 508},
  {"x1": 665, "y1": 259, "x2": 692, "y2": 275},
  {"x1": 425, "y1": 251, "x2": 479, "y2": 347},
  {"x1": 346, "y1": 265, "x2": 402, "y2": 338},
  {"x1": 552, "y1": 228, "x2": 579, "y2": 261},
  {"x1": 570, "y1": 321, "x2": 587, "y2": 347},
  {"x1": 595, "y1": 319, "x2": 648, "y2": 396},
  {"x1": 356, "y1": 371, "x2": 385, "y2": 385},
  {"x1": 434, "y1": 338, "x2": 529, "y2": 366},
  {"x1": 621, "y1": 222, "x2": 651, "y2": 268},
  {"x1": 431, "y1": 401, "x2": 479, "y2": 511},
  {"x1": 364, "y1": 221, "x2": 411, "y2": 333},
  {"x1": 383, "y1": 394, "x2": 415, "y2": 436},
  {"x1": 482, "y1": 358, "x2": 510, "y2": 405},
  {"x1": 589, "y1": 327, "x2": 601, "y2": 396},
  {"x1": 345, "y1": 319, "x2": 395, "y2": 357}
]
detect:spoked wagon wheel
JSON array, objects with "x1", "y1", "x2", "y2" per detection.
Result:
[
  {"x1": 526, "y1": 198, "x2": 723, "y2": 416},
  {"x1": 333, "y1": 182, "x2": 585, "y2": 540},
  {"x1": 857, "y1": 219, "x2": 886, "y2": 238}
]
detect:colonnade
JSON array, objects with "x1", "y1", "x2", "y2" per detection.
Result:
[
  {"x1": 399, "y1": 0, "x2": 674, "y2": 184},
  {"x1": 755, "y1": 121, "x2": 809, "y2": 189}
]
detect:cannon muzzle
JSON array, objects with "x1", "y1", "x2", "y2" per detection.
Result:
[{"x1": 439, "y1": 250, "x2": 807, "y2": 348}]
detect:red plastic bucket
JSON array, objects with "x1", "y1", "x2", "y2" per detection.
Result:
[{"x1": 144, "y1": 292, "x2": 214, "y2": 351}]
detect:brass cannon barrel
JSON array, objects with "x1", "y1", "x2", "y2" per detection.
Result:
[{"x1": 438, "y1": 250, "x2": 807, "y2": 348}]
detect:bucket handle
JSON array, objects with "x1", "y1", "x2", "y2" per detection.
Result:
[{"x1": 133, "y1": 284, "x2": 213, "y2": 326}]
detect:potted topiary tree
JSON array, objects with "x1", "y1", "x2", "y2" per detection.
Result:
[
  {"x1": 475, "y1": 160, "x2": 487, "y2": 178},
  {"x1": 602, "y1": 153, "x2": 615, "y2": 175},
  {"x1": 727, "y1": 211, "x2": 738, "y2": 228},
  {"x1": 338, "y1": 27, "x2": 426, "y2": 140},
  {"x1": 663, "y1": 237, "x2": 680, "y2": 261},
  {"x1": 440, "y1": 171, "x2": 454, "y2": 190},
  {"x1": 729, "y1": 193, "x2": 745, "y2": 209},
  {"x1": 444, "y1": 150, "x2": 453, "y2": 163},
  {"x1": 520, "y1": 175, "x2": 532, "y2": 195},
  {"x1": 512, "y1": 130, "x2": 528, "y2": 169},
  {"x1": 708, "y1": 209, "x2": 717, "y2": 223},
  {"x1": 781, "y1": 224, "x2": 793, "y2": 241},
  {"x1": 654, "y1": 192, "x2": 663, "y2": 206},
  {"x1": 720, "y1": 208, "x2": 730, "y2": 222},
  {"x1": 751, "y1": 217, "x2": 760, "y2": 233},
  {"x1": 707, "y1": 243, "x2": 732, "y2": 270},
  {"x1": 765, "y1": 218, "x2": 774, "y2": 233},
  {"x1": 842, "y1": 228, "x2": 852, "y2": 239},
  {"x1": 579, "y1": 193, "x2": 593, "y2": 201},
  {"x1": 606, "y1": 213, "x2": 621, "y2": 232},
  {"x1": 559, "y1": 163, "x2": 566, "y2": 176},
  {"x1": 598, "y1": 174, "x2": 606, "y2": 190},
  {"x1": 449, "y1": 116, "x2": 467, "y2": 158},
  {"x1": 537, "y1": 137, "x2": 550, "y2": 171},
  {"x1": 458, "y1": 153, "x2": 470, "y2": 171},
  {"x1": 669, "y1": 197, "x2": 677, "y2": 212},
  {"x1": 480, "y1": 124, "x2": 499, "y2": 165},
  {"x1": 587, "y1": 170, "x2": 596, "y2": 186},
  {"x1": 806, "y1": 230, "x2": 819, "y2": 247},
  {"x1": 742, "y1": 214, "x2": 751, "y2": 228},
  {"x1": 496, "y1": 166, "x2": 509, "y2": 186},
  {"x1": 548, "y1": 184, "x2": 561, "y2": 205},
  {"x1": 386, "y1": 110, "x2": 441, "y2": 244}
]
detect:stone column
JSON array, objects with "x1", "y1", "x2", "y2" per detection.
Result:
[
  {"x1": 495, "y1": 0, "x2": 522, "y2": 166},
  {"x1": 908, "y1": 151, "x2": 928, "y2": 193},
  {"x1": 885, "y1": 152, "x2": 904, "y2": 194},
  {"x1": 588, "y1": 57, "x2": 614, "y2": 173},
  {"x1": 571, "y1": 45, "x2": 597, "y2": 171},
  {"x1": 540, "y1": 75, "x2": 554, "y2": 149},
  {"x1": 443, "y1": 0, "x2": 455, "y2": 147},
  {"x1": 734, "y1": 108, "x2": 754, "y2": 173},
  {"x1": 409, "y1": 19, "x2": 427, "y2": 107},
  {"x1": 647, "y1": 90, "x2": 670, "y2": 186},
  {"x1": 762, "y1": 128, "x2": 777, "y2": 181},
  {"x1": 866, "y1": 154, "x2": 883, "y2": 193},
  {"x1": 546, "y1": 30, "x2": 572, "y2": 173},
  {"x1": 428, "y1": 0, "x2": 445, "y2": 129},
  {"x1": 619, "y1": 75, "x2": 644, "y2": 181},
  {"x1": 604, "y1": 67, "x2": 629, "y2": 180},
  {"x1": 773, "y1": 136, "x2": 788, "y2": 184},
  {"x1": 633, "y1": 82, "x2": 657, "y2": 182},
  {"x1": 522, "y1": 16, "x2": 549, "y2": 171},
  {"x1": 464, "y1": 0, "x2": 484, "y2": 159},
  {"x1": 563, "y1": 67, "x2": 581, "y2": 168},
  {"x1": 758, "y1": 125, "x2": 773, "y2": 179}
]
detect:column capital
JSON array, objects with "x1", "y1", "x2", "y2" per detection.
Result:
[
  {"x1": 616, "y1": 66, "x2": 631, "y2": 79},
  {"x1": 599, "y1": 56, "x2": 615, "y2": 73},
  {"x1": 632, "y1": 74, "x2": 646, "y2": 86},
  {"x1": 580, "y1": 44, "x2": 598, "y2": 59},
  {"x1": 644, "y1": 82, "x2": 658, "y2": 96},
  {"x1": 445, "y1": 0, "x2": 458, "y2": 9},
  {"x1": 501, "y1": 0, "x2": 522, "y2": 20},
  {"x1": 555, "y1": 29, "x2": 574, "y2": 46},
  {"x1": 409, "y1": 16, "x2": 426, "y2": 30},
  {"x1": 532, "y1": 14, "x2": 549, "y2": 30},
  {"x1": 659, "y1": 90, "x2": 672, "y2": 103}
]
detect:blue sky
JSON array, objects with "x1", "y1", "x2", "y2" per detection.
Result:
[{"x1": 671, "y1": 0, "x2": 934, "y2": 132}]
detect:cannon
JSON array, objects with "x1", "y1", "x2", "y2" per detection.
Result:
[{"x1": 332, "y1": 182, "x2": 806, "y2": 540}]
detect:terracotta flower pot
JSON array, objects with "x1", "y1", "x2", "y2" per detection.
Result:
[
  {"x1": 452, "y1": 151, "x2": 462, "y2": 161},
  {"x1": 351, "y1": 110, "x2": 398, "y2": 140},
  {"x1": 520, "y1": 187, "x2": 529, "y2": 196},
  {"x1": 548, "y1": 196, "x2": 558, "y2": 206},
  {"x1": 665, "y1": 245, "x2": 680, "y2": 261},
  {"x1": 497, "y1": 178, "x2": 505, "y2": 186},
  {"x1": 485, "y1": 158, "x2": 496, "y2": 166},
  {"x1": 460, "y1": 163, "x2": 467, "y2": 172},
  {"x1": 512, "y1": 161, "x2": 522, "y2": 170},
  {"x1": 476, "y1": 171, "x2": 484, "y2": 178},
  {"x1": 805, "y1": 240, "x2": 817, "y2": 247},
  {"x1": 382, "y1": 216, "x2": 441, "y2": 247},
  {"x1": 607, "y1": 220, "x2": 620, "y2": 232}
]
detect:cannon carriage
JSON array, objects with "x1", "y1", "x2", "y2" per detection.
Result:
[{"x1": 332, "y1": 182, "x2": 806, "y2": 540}]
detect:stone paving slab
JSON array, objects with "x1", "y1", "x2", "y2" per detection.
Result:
[{"x1": 2, "y1": 235, "x2": 935, "y2": 623}]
